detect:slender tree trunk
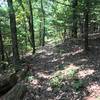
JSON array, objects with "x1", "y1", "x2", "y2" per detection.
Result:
[
  {"x1": 0, "y1": 27, "x2": 5, "y2": 61},
  {"x1": 42, "y1": 16, "x2": 46, "y2": 46},
  {"x1": 84, "y1": 0, "x2": 89, "y2": 51},
  {"x1": 23, "y1": 17, "x2": 28, "y2": 52},
  {"x1": 39, "y1": 19, "x2": 42, "y2": 46},
  {"x1": 72, "y1": 0, "x2": 78, "y2": 38},
  {"x1": 63, "y1": 27, "x2": 66, "y2": 42},
  {"x1": 80, "y1": 22, "x2": 84, "y2": 34},
  {"x1": 28, "y1": 0, "x2": 35, "y2": 54},
  {"x1": 41, "y1": 0, "x2": 46, "y2": 46},
  {"x1": 7, "y1": 0, "x2": 20, "y2": 65}
]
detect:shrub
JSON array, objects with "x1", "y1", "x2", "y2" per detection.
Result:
[
  {"x1": 50, "y1": 76, "x2": 62, "y2": 88},
  {"x1": 72, "y1": 79, "x2": 84, "y2": 91},
  {"x1": 67, "y1": 68, "x2": 77, "y2": 79}
]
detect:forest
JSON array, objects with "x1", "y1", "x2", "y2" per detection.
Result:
[{"x1": 0, "y1": 0, "x2": 100, "y2": 100}]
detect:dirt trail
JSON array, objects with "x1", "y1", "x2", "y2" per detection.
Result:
[{"x1": 24, "y1": 39, "x2": 100, "y2": 100}]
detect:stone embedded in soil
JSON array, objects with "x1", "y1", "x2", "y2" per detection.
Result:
[
  {"x1": 47, "y1": 87, "x2": 52, "y2": 92},
  {"x1": 30, "y1": 79, "x2": 39, "y2": 85}
]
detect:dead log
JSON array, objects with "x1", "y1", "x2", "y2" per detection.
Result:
[
  {"x1": 0, "y1": 83, "x2": 27, "y2": 100},
  {"x1": 0, "y1": 66, "x2": 29, "y2": 97},
  {"x1": 0, "y1": 73, "x2": 18, "y2": 96}
]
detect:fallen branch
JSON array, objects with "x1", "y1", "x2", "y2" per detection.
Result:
[
  {"x1": 0, "y1": 66, "x2": 29, "y2": 97},
  {"x1": 0, "y1": 73, "x2": 18, "y2": 96},
  {"x1": 1, "y1": 82, "x2": 27, "y2": 100}
]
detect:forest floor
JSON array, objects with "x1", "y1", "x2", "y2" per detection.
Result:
[
  {"x1": 22, "y1": 38, "x2": 100, "y2": 100},
  {"x1": 1, "y1": 38, "x2": 100, "y2": 100}
]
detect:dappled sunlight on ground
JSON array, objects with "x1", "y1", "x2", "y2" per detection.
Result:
[
  {"x1": 68, "y1": 63, "x2": 79, "y2": 69},
  {"x1": 78, "y1": 69, "x2": 95, "y2": 78},
  {"x1": 23, "y1": 39, "x2": 100, "y2": 100},
  {"x1": 74, "y1": 58, "x2": 88, "y2": 65},
  {"x1": 84, "y1": 83, "x2": 100, "y2": 100},
  {"x1": 72, "y1": 48, "x2": 84, "y2": 56},
  {"x1": 30, "y1": 79, "x2": 39, "y2": 85},
  {"x1": 60, "y1": 47, "x2": 83, "y2": 57},
  {"x1": 87, "y1": 83, "x2": 100, "y2": 96},
  {"x1": 36, "y1": 72, "x2": 50, "y2": 79},
  {"x1": 51, "y1": 58, "x2": 58, "y2": 62},
  {"x1": 50, "y1": 63, "x2": 79, "y2": 79}
]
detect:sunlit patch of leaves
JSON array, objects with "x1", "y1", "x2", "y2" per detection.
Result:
[
  {"x1": 50, "y1": 76, "x2": 62, "y2": 89},
  {"x1": 67, "y1": 68, "x2": 77, "y2": 79},
  {"x1": 49, "y1": 65, "x2": 79, "y2": 90},
  {"x1": 25, "y1": 71, "x2": 35, "y2": 82},
  {"x1": 96, "y1": 96, "x2": 100, "y2": 100},
  {"x1": 27, "y1": 76, "x2": 35, "y2": 82}
]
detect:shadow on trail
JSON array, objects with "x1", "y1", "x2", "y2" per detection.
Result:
[{"x1": 24, "y1": 38, "x2": 100, "y2": 100}]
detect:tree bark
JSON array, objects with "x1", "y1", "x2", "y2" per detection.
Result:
[
  {"x1": 28, "y1": 0, "x2": 35, "y2": 54},
  {"x1": 63, "y1": 27, "x2": 66, "y2": 42},
  {"x1": 84, "y1": 0, "x2": 89, "y2": 51},
  {"x1": 7, "y1": 0, "x2": 20, "y2": 65},
  {"x1": 0, "y1": 66, "x2": 29, "y2": 97},
  {"x1": 0, "y1": 27, "x2": 5, "y2": 61},
  {"x1": 41, "y1": 0, "x2": 46, "y2": 46},
  {"x1": 1, "y1": 83, "x2": 27, "y2": 100},
  {"x1": 72, "y1": 0, "x2": 78, "y2": 38},
  {"x1": 0, "y1": 73, "x2": 18, "y2": 96},
  {"x1": 39, "y1": 19, "x2": 42, "y2": 46}
]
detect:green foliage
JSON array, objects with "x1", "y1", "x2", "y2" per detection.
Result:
[
  {"x1": 50, "y1": 76, "x2": 62, "y2": 88},
  {"x1": 67, "y1": 68, "x2": 77, "y2": 79},
  {"x1": 25, "y1": 71, "x2": 35, "y2": 82},
  {"x1": 72, "y1": 79, "x2": 84, "y2": 91},
  {"x1": 0, "y1": 0, "x2": 100, "y2": 59},
  {"x1": 27, "y1": 76, "x2": 35, "y2": 82},
  {"x1": 50, "y1": 65, "x2": 78, "y2": 89},
  {"x1": 96, "y1": 96, "x2": 100, "y2": 100},
  {"x1": 58, "y1": 63, "x2": 65, "y2": 70}
]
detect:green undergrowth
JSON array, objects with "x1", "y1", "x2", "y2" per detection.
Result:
[{"x1": 49, "y1": 65, "x2": 84, "y2": 91}]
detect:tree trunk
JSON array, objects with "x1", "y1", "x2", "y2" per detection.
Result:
[
  {"x1": 1, "y1": 83, "x2": 27, "y2": 100},
  {"x1": 0, "y1": 66, "x2": 29, "y2": 97},
  {"x1": 0, "y1": 27, "x2": 5, "y2": 61},
  {"x1": 84, "y1": 0, "x2": 89, "y2": 51},
  {"x1": 41, "y1": 0, "x2": 46, "y2": 46},
  {"x1": 39, "y1": 19, "x2": 42, "y2": 46},
  {"x1": 23, "y1": 17, "x2": 28, "y2": 53},
  {"x1": 72, "y1": 0, "x2": 78, "y2": 38},
  {"x1": 63, "y1": 27, "x2": 66, "y2": 42},
  {"x1": 28, "y1": 0, "x2": 35, "y2": 54},
  {"x1": 7, "y1": 0, "x2": 20, "y2": 65},
  {"x1": 0, "y1": 73, "x2": 18, "y2": 96}
]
